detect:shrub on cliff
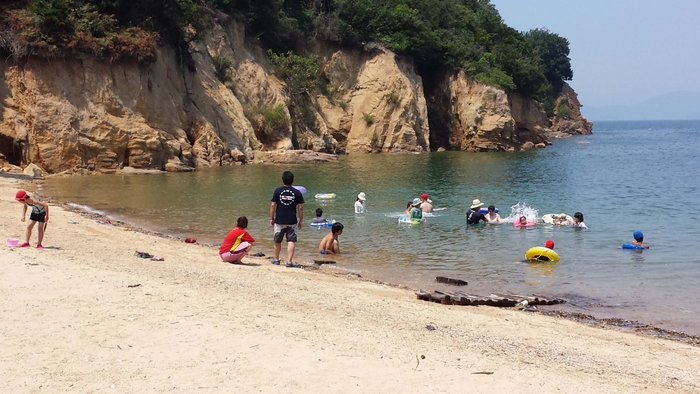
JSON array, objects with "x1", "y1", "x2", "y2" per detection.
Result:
[
  {"x1": 268, "y1": 50, "x2": 320, "y2": 99},
  {"x1": 0, "y1": 2, "x2": 157, "y2": 61}
]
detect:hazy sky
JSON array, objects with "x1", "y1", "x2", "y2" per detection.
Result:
[{"x1": 490, "y1": 0, "x2": 700, "y2": 107}]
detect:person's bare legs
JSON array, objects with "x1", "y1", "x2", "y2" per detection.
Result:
[
  {"x1": 274, "y1": 242, "x2": 282, "y2": 261},
  {"x1": 287, "y1": 242, "x2": 296, "y2": 262},
  {"x1": 37, "y1": 222, "x2": 45, "y2": 246},
  {"x1": 24, "y1": 221, "x2": 36, "y2": 244}
]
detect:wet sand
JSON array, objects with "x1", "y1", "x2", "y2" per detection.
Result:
[{"x1": 2, "y1": 174, "x2": 699, "y2": 393}]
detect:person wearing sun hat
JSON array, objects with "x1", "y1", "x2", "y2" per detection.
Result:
[
  {"x1": 354, "y1": 192, "x2": 367, "y2": 213},
  {"x1": 409, "y1": 198, "x2": 423, "y2": 220},
  {"x1": 466, "y1": 198, "x2": 487, "y2": 224},
  {"x1": 419, "y1": 193, "x2": 433, "y2": 213}
]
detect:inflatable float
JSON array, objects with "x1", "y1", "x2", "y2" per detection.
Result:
[
  {"x1": 398, "y1": 216, "x2": 424, "y2": 225},
  {"x1": 542, "y1": 213, "x2": 573, "y2": 225},
  {"x1": 314, "y1": 193, "x2": 336, "y2": 200},
  {"x1": 292, "y1": 185, "x2": 307, "y2": 194},
  {"x1": 525, "y1": 247, "x2": 560, "y2": 262},
  {"x1": 309, "y1": 221, "x2": 333, "y2": 228},
  {"x1": 622, "y1": 243, "x2": 649, "y2": 250},
  {"x1": 479, "y1": 207, "x2": 499, "y2": 214},
  {"x1": 513, "y1": 221, "x2": 536, "y2": 227}
]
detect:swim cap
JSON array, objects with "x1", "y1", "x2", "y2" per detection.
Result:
[
  {"x1": 633, "y1": 230, "x2": 643, "y2": 241},
  {"x1": 545, "y1": 239, "x2": 555, "y2": 249},
  {"x1": 15, "y1": 190, "x2": 27, "y2": 201}
]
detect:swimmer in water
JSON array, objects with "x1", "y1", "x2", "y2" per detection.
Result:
[{"x1": 631, "y1": 230, "x2": 649, "y2": 248}]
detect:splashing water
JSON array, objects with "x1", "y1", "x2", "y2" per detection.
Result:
[{"x1": 502, "y1": 202, "x2": 539, "y2": 223}]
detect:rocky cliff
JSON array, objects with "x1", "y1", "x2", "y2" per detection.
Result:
[
  {"x1": 0, "y1": 15, "x2": 591, "y2": 174},
  {"x1": 428, "y1": 70, "x2": 552, "y2": 152},
  {"x1": 550, "y1": 82, "x2": 593, "y2": 137}
]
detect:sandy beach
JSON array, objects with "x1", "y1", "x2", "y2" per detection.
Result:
[{"x1": 1, "y1": 174, "x2": 699, "y2": 394}]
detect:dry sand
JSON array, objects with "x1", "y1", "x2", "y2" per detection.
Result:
[{"x1": 1, "y1": 175, "x2": 699, "y2": 393}]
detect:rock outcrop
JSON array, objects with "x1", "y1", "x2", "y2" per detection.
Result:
[
  {"x1": 0, "y1": 43, "x2": 257, "y2": 174},
  {"x1": 429, "y1": 71, "x2": 551, "y2": 151},
  {"x1": 314, "y1": 43, "x2": 429, "y2": 153},
  {"x1": 0, "y1": 14, "x2": 591, "y2": 175},
  {"x1": 549, "y1": 82, "x2": 593, "y2": 137}
]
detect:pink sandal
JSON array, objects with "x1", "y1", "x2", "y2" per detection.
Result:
[{"x1": 19, "y1": 242, "x2": 30, "y2": 248}]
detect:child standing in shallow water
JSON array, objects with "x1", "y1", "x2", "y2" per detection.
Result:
[
  {"x1": 572, "y1": 212, "x2": 588, "y2": 228},
  {"x1": 15, "y1": 190, "x2": 49, "y2": 248}
]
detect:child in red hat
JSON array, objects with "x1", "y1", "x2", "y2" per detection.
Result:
[{"x1": 15, "y1": 190, "x2": 49, "y2": 248}]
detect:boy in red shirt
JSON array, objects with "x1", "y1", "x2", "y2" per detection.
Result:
[{"x1": 219, "y1": 217, "x2": 255, "y2": 263}]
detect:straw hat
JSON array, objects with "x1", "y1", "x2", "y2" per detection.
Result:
[
  {"x1": 412, "y1": 198, "x2": 422, "y2": 207},
  {"x1": 470, "y1": 199, "x2": 484, "y2": 209},
  {"x1": 357, "y1": 192, "x2": 366, "y2": 201}
]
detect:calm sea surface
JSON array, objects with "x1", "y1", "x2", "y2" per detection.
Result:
[{"x1": 38, "y1": 120, "x2": 700, "y2": 335}]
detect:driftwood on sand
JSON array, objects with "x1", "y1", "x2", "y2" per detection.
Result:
[{"x1": 416, "y1": 290, "x2": 565, "y2": 307}]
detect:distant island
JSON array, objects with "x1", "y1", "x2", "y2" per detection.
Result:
[{"x1": 583, "y1": 91, "x2": 700, "y2": 121}]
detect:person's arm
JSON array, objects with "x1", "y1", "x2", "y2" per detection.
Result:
[
  {"x1": 297, "y1": 204, "x2": 303, "y2": 228},
  {"x1": 20, "y1": 203, "x2": 27, "y2": 222},
  {"x1": 269, "y1": 202, "x2": 276, "y2": 226},
  {"x1": 243, "y1": 230, "x2": 255, "y2": 244}
]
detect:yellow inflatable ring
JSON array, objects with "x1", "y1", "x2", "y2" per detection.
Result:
[{"x1": 525, "y1": 247, "x2": 560, "y2": 262}]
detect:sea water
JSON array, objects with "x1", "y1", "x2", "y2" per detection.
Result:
[{"x1": 38, "y1": 120, "x2": 700, "y2": 335}]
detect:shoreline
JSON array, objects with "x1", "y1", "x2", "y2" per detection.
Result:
[
  {"x1": 3, "y1": 174, "x2": 700, "y2": 392},
  {"x1": 12, "y1": 174, "x2": 700, "y2": 347},
  {"x1": 9, "y1": 174, "x2": 700, "y2": 346}
]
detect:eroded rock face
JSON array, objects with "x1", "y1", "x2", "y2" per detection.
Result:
[
  {"x1": 550, "y1": 82, "x2": 593, "y2": 136},
  {"x1": 0, "y1": 13, "x2": 590, "y2": 174},
  {"x1": 0, "y1": 43, "x2": 258, "y2": 173},
  {"x1": 315, "y1": 44, "x2": 429, "y2": 153},
  {"x1": 430, "y1": 71, "x2": 551, "y2": 152}
]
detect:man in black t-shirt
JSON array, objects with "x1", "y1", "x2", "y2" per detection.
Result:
[
  {"x1": 270, "y1": 171, "x2": 304, "y2": 267},
  {"x1": 466, "y1": 198, "x2": 487, "y2": 224}
]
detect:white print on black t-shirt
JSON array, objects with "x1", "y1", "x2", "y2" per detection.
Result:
[{"x1": 279, "y1": 189, "x2": 296, "y2": 205}]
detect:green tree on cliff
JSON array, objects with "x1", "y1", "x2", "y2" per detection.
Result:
[
  {"x1": 1, "y1": 0, "x2": 574, "y2": 106},
  {"x1": 524, "y1": 28, "x2": 573, "y2": 92}
]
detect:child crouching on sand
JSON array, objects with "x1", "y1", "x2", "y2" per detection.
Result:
[
  {"x1": 319, "y1": 223, "x2": 344, "y2": 255},
  {"x1": 219, "y1": 216, "x2": 255, "y2": 263},
  {"x1": 15, "y1": 190, "x2": 49, "y2": 248}
]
